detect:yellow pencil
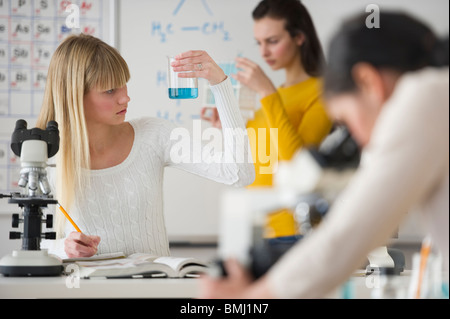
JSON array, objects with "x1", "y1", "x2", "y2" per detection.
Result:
[{"x1": 56, "y1": 203, "x2": 82, "y2": 233}]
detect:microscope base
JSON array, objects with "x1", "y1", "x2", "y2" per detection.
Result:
[{"x1": 0, "y1": 250, "x2": 63, "y2": 277}]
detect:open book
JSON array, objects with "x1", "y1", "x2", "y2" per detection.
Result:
[{"x1": 65, "y1": 253, "x2": 210, "y2": 279}]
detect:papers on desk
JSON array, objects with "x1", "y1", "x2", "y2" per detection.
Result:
[
  {"x1": 62, "y1": 252, "x2": 126, "y2": 263},
  {"x1": 63, "y1": 252, "x2": 210, "y2": 279}
]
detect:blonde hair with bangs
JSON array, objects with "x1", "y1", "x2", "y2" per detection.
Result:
[{"x1": 36, "y1": 34, "x2": 130, "y2": 237}]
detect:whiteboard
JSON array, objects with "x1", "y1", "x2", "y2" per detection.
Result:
[
  {"x1": 119, "y1": 0, "x2": 449, "y2": 242},
  {"x1": 0, "y1": 0, "x2": 116, "y2": 213},
  {"x1": 119, "y1": 0, "x2": 267, "y2": 242}
]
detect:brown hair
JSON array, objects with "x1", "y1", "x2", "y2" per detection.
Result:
[{"x1": 253, "y1": 0, "x2": 326, "y2": 77}]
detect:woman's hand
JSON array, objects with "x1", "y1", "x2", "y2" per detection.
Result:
[
  {"x1": 233, "y1": 57, "x2": 277, "y2": 98},
  {"x1": 172, "y1": 50, "x2": 227, "y2": 85},
  {"x1": 201, "y1": 107, "x2": 222, "y2": 129},
  {"x1": 64, "y1": 231, "x2": 101, "y2": 258}
]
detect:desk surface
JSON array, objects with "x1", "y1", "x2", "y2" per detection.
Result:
[
  {"x1": 0, "y1": 275, "x2": 200, "y2": 298},
  {"x1": 0, "y1": 272, "x2": 414, "y2": 299}
]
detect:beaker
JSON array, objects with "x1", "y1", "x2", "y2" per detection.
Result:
[{"x1": 167, "y1": 56, "x2": 198, "y2": 99}]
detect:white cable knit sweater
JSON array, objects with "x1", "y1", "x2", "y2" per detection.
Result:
[{"x1": 42, "y1": 78, "x2": 255, "y2": 258}]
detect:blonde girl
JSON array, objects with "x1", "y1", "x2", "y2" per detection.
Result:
[{"x1": 39, "y1": 34, "x2": 255, "y2": 258}]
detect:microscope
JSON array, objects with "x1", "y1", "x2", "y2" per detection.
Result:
[
  {"x1": 0, "y1": 119, "x2": 63, "y2": 276},
  {"x1": 217, "y1": 126, "x2": 404, "y2": 279}
]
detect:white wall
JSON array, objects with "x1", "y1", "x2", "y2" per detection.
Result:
[{"x1": 304, "y1": 0, "x2": 449, "y2": 51}]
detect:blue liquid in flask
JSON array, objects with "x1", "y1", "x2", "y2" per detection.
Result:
[{"x1": 168, "y1": 88, "x2": 198, "y2": 99}]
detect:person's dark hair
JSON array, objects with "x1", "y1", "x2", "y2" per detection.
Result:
[
  {"x1": 253, "y1": 0, "x2": 326, "y2": 77},
  {"x1": 324, "y1": 12, "x2": 449, "y2": 97}
]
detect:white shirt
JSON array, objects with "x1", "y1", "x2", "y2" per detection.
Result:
[
  {"x1": 268, "y1": 67, "x2": 449, "y2": 298},
  {"x1": 42, "y1": 78, "x2": 255, "y2": 258}
]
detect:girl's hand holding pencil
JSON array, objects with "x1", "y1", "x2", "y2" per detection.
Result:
[
  {"x1": 57, "y1": 203, "x2": 101, "y2": 258},
  {"x1": 64, "y1": 231, "x2": 101, "y2": 258}
]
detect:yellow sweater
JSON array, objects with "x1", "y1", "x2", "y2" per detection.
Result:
[{"x1": 246, "y1": 77, "x2": 332, "y2": 237}]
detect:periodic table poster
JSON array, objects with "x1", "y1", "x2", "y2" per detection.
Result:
[{"x1": 0, "y1": 0, "x2": 115, "y2": 205}]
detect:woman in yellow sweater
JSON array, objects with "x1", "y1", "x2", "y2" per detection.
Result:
[{"x1": 202, "y1": 0, "x2": 332, "y2": 237}]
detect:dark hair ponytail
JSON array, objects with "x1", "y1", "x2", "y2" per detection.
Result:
[
  {"x1": 253, "y1": 0, "x2": 326, "y2": 77},
  {"x1": 324, "y1": 12, "x2": 449, "y2": 96}
]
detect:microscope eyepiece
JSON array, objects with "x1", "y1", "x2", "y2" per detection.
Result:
[
  {"x1": 10, "y1": 119, "x2": 60, "y2": 158},
  {"x1": 14, "y1": 119, "x2": 28, "y2": 131},
  {"x1": 46, "y1": 121, "x2": 58, "y2": 131},
  {"x1": 45, "y1": 121, "x2": 60, "y2": 158}
]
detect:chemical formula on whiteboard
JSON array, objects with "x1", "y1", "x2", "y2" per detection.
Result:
[{"x1": 151, "y1": 0, "x2": 231, "y2": 43}]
